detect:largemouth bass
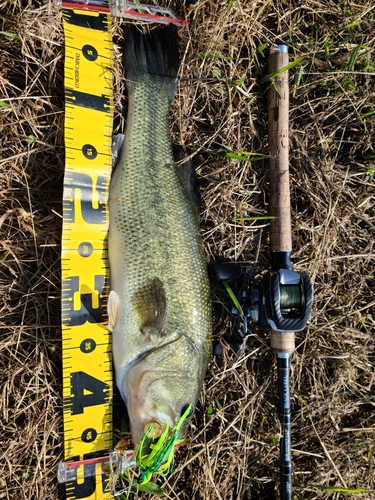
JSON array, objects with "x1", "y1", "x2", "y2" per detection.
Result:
[{"x1": 107, "y1": 24, "x2": 212, "y2": 476}]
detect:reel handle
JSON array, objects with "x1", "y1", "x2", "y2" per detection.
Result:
[{"x1": 268, "y1": 45, "x2": 292, "y2": 253}]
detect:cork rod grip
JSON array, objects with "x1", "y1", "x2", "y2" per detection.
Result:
[{"x1": 268, "y1": 45, "x2": 292, "y2": 253}]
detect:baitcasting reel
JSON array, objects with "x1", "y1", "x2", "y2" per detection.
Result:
[{"x1": 210, "y1": 253, "x2": 313, "y2": 342}]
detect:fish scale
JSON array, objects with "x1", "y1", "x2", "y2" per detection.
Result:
[{"x1": 108, "y1": 25, "x2": 212, "y2": 453}]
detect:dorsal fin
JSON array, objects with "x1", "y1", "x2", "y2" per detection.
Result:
[{"x1": 173, "y1": 146, "x2": 201, "y2": 221}]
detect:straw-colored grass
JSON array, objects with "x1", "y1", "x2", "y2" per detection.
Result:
[{"x1": 1, "y1": 0, "x2": 374, "y2": 499}]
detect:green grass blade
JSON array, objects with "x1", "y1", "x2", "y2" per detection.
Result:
[
  {"x1": 137, "y1": 482, "x2": 164, "y2": 496},
  {"x1": 257, "y1": 43, "x2": 267, "y2": 58},
  {"x1": 294, "y1": 64, "x2": 303, "y2": 86},
  {"x1": 260, "y1": 56, "x2": 304, "y2": 84},
  {"x1": 342, "y1": 76, "x2": 356, "y2": 90},
  {"x1": 223, "y1": 151, "x2": 267, "y2": 161},
  {"x1": 358, "y1": 110, "x2": 375, "y2": 121},
  {"x1": 207, "y1": 405, "x2": 215, "y2": 416},
  {"x1": 198, "y1": 148, "x2": 268, "y2": 162},
  {"x1": 0, "y1": 30, "x2": 19, "y2": 39},
  {"x1": 222, "y1": 280, "x2": 243, "y2": 315},
  {"x1": 272, "y1": 81, "x2": 283, "y2": 98},
  {"x1": 293, "y1": 65, "x2": 303, "y2": 97},
  {"x1": 224, "y1": 152, "x2": 251, "y2": 161},
  {"x1": 347, "y1": 45, "x2": 362, "y2": 71},
  {"x1": 0, "y1": 100, "x2": 11, "y2": 109},
  {"x1": 132, "y1": 0, "x2": 147, "y2": 14},
  {"x1": 336, "y1": 20, "x2": 362, "y2": 31},
  {"x1": 197, "y1": 52, "x2": 238, "y2": 61},
  {"x1": 214, "y1": 397, "x2": 224, "y2": 413},
  {"x1": 312, "y1": 485, "x2": 375, "y2": 494},
  {"x1": 363, "y1": 52, "x2": 375, "y2": 71}
]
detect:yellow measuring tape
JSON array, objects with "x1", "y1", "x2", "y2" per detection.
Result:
[{"x1": 61, "y1": 5, "x2": 113, "y2": 499}]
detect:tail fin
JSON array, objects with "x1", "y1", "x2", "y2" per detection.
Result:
[{"x1": 124, "y1": 24, "x2": 180, "y2": 99}]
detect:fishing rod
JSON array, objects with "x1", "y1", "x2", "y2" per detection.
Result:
[
  {"x1": 262, "y1": 43, "x2": 314, "y2": 500},
  {"x1": 211, "y1": 44, "x2": 313, "y2": 500}
]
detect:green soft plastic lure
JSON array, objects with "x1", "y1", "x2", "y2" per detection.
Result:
[{"x1": 135, "y1": 404, "x2": 192, "y2": 484}]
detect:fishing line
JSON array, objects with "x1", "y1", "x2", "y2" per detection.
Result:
[{"x1": 280, "y1": 284, "x2": 303, "y2": 313}]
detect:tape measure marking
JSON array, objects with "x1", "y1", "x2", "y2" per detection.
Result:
[
  {"x1": 63, "y1": 10, "x2": 110, "y2": 31},
  {"x1": 66, "y1": 90, "x2": 111, "y2": 111},
  {"x1": 62, "y1": 6, "x2": 113, "y2": 500}
]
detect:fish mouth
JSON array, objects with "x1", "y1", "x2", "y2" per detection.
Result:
[
  {"x1": 125, "y1": 356, "x2": 186, "y2": 418},
  {"x1": 122, "y1": 339, "x2": 193, "y2": 447},
  {"x1": 135, "y1": 402, "x2": 193, "y2": 485}
]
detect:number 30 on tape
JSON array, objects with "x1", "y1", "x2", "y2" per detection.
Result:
[{"x1": 61, "y1": 4, "x2": 113, "y2": 499}]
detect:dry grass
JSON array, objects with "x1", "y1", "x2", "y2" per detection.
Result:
[{"x1": 1, "y1": 0, "x2": 375, "y2": 499}]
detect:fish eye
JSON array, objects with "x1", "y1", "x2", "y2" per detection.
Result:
[{"x1": 180, "y1": 404, "x2": 193, "y2": 418}]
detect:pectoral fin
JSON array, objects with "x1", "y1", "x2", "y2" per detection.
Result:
[
  {"x1": 133, "y1": 278, "x2": 167, "y2": 338},
  {"x1": 108, "y1": 290, "x2": 120, "y2": 332}
]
